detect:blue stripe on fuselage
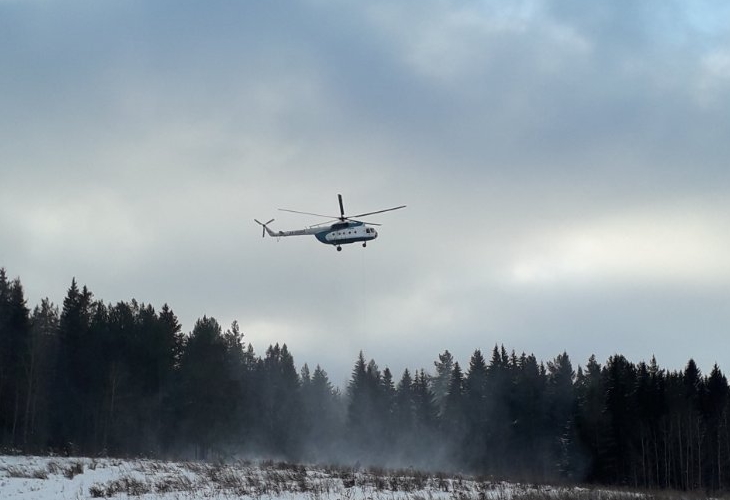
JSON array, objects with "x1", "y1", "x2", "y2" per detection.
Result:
[{"x1": 315, "y1": 221, "x2": 373, "y2": 245}]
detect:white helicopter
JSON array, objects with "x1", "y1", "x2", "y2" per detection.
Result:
[{"x1": 255, "y1": 194, "x2": 405, "y2": 251}]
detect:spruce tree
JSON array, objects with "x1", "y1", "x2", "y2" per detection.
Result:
[
  {"x1": 442, "y1": 361, "x2": 467, "y2": 468},
  {"x1": 395, "y1": 368, "x2": 414, "y2": 435},
  {"x1": 23, "y1": 298, "x2": 58, "y2": 449},
  {"x1": 302, "y1": 365, "x2": 344, "y2": 462},
  {"x1": 0, "y1": 275, "x2": 30, "y2": 447},
  {"x1": 51, "y1": 279, "x2": 94, "y2": 453},
  {"x1": 178, "y1": 316, "x2": 239, "y2": 459},
  {"x1": 546, "y1": 352, "x2": 575, "y2": 479},
  {"x1": 431, "y1": 350, "x2": 454, "y2": 416},
  {"x1": 464, "y1": 349, "x2": 489, "y2": 471},
  {"x1": 704, "y1": 364, "x2": 728, "y2": 490},
  {"x1": 511, "y1": 353, "x2": 547, "y2": 481}
]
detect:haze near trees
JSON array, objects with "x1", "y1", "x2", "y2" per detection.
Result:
[{"x1": 1, "y1": 268, "x2": 728, "y2": 492}]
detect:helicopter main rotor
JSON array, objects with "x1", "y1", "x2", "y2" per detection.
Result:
[{"x1": 278, "y1": 194, "x2": 405, "y2": 225}]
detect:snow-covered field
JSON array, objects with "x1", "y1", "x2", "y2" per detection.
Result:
[{"x1": 0, "y1": 455, "x2": 654, "y2": 500}]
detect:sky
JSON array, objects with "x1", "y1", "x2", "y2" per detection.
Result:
[{"x1": 2, "y1": 0, "x2": 730, "y2": 387}]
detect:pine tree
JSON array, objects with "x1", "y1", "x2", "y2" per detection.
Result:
[
  {"x1": 704, "y1": 364, "x2": 728, "y2": 490},
  {"x1": 683, "y1": 359, "x2": 704, "y2": 489},
  {"x1": 545, "y1": 352, "x2": 575, "y2": 479},
  {"x1": 301, "y1": 364, "x2": 343, "y2": 461},
  {"x1": 50, "y1": 279, "x2": 94, "y2": 453},
  {"x1": 259, "y1": 343, "x2": 301, "y2": 458},
  {"x1": 464, "y1": 349, "x2": 489, "y2": 471},
  {"x1": 155, "y1": 304, "x2": 184, "y2": 454},
  {"x1": 347, "y1": 351, "x2": 368, "y2": 449},
  {"x1": 0, "y1": 269, "x2": 8, "y2": 443},
  {"x1": 395, "y1": 368, "x2": 415, "y2": 434},
  {"x1": 485, "y1": 344, "x2": 513, "y2": 475},
  {"x1": 413, "y1": 370, "x2": 437, "y2": 429},
  {"x1": 380, "y1": 367, "x2": 396, "y2": 449},
  {"x1": 22, "y1": 299, "x2": 58, "y2": 449},
  {"x1": 442, "y1": 361, "x2": 467, "y2": 468},
  {"x1": 178, "y1": 316, "x2": 239, "y2": 459},
  {"x1": 346, "y1": 352, "x2": 387, "y2": 463},
  {"x1": 412, "y1": 369, "x2": 438, "y2": 464},
  {"x1": 575, "y1": 355, "x2": 609, "y2": 482},
  {"x1": 511, "y1": 353, "x2": 547, "y2": 481},
  {"x1": 431, "y1": 350, "x2": 454, "y2": 416},
  {"x1": 0, "y1": 275, "x2": 31, "y2": 446},
  {"x1": 604, "y1": 354, "x2": 638, "y2": 485}
]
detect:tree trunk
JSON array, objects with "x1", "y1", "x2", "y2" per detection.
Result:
[
  {"x1": 718, "y1": 429, "x2": 722, "y2": 491},
  {"x1": 11, "y1": 384, "x2": 21, "y2": 445},
  {"x1": 677, "y1": 415, "x2": 684, "y2": 489},
  {"x1": 103, "y1": 363, "x2": 119, "y2": 452},
  {"x1": 697, "y1": 420, "x2": 703, "y2": 490},
  {"x1": 684, "y1": 417, "x2": 694, "y2": 489},
  {"x1": 640, "y1": 430, "x2": 647, "y2": 487},
  {"x1": 22, "y1": 345, "x2": 36, "y2": 447}
]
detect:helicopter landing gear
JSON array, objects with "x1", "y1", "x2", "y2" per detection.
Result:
[
  {"x1": 362, "y1": 242, "x2": 367, "y2": 248},
  {"x1": 337, "y1": 246, "x2": 342, "y2": 252}
]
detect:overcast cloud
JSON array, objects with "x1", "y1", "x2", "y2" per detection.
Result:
[{"x1": 2, "y1": 0, "x2": 730, "y2": 385}]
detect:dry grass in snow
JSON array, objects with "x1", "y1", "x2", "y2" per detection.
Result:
[{"x1": 0, "y1": 455, "x2": 712, "y2": 500}]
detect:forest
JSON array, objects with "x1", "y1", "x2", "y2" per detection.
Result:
[{"x1": 0, "y1": 267, "x2": 728, "y2": 492}]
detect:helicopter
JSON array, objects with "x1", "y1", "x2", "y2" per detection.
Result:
[{"x1": 255, "y1": 194, "x2": 405, "y2": 251}]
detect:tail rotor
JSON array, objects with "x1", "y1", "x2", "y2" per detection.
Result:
[{"x1": 254, "y1": 219, "x2": 275, "y2": 238}]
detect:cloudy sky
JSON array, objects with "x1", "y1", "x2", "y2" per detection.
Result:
[{"x1": 2, "y1": 0, "x2": 730, "y2": 385}]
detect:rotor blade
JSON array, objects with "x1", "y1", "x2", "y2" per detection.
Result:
[
  {"x1": 278, "y1": 208, "x2": 339, "y2": 218},
  {"x1": 347, "y1": 219, "x2": 382, "y2": 226},
  {"x1": 308, "y1": 219, "x2": 340, "y2": 228},
  {"x1": 254, "y1": 220, "x2": 266, "y2": 238},
  {"x1": 350, "y1": 205, "x2": 406, "y2": 218},
  {"x1": 338, "y1": 194, "x2": 345, "y2": 219}
]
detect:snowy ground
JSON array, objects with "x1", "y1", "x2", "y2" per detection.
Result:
[{"x1": 0, "y1": 455, "x2": 661, "y2": 500}]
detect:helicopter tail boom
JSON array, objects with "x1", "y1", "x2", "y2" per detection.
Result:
[{"x1": 255, "y1": 219, "x2": 315, "y2": 238}]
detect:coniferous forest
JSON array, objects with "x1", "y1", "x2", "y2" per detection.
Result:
[{"x1": 1, "y1": 267, "x2": 729, "y2": 492}]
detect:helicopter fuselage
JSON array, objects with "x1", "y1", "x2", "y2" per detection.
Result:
[
  {"x1": 315, "y1": 221, "x2": 377, "y2": 246},
  {"x1": 269, "y1": 221, "x2": 377, "y2": 249}
]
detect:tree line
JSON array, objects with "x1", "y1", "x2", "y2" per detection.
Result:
[{"x1": 1, "y1": 267, "x2": 729, "y2": 492}]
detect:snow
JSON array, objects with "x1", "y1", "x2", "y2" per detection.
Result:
[{"x1": 0, "y1": 455, "x2": 615, "y2": 500}]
